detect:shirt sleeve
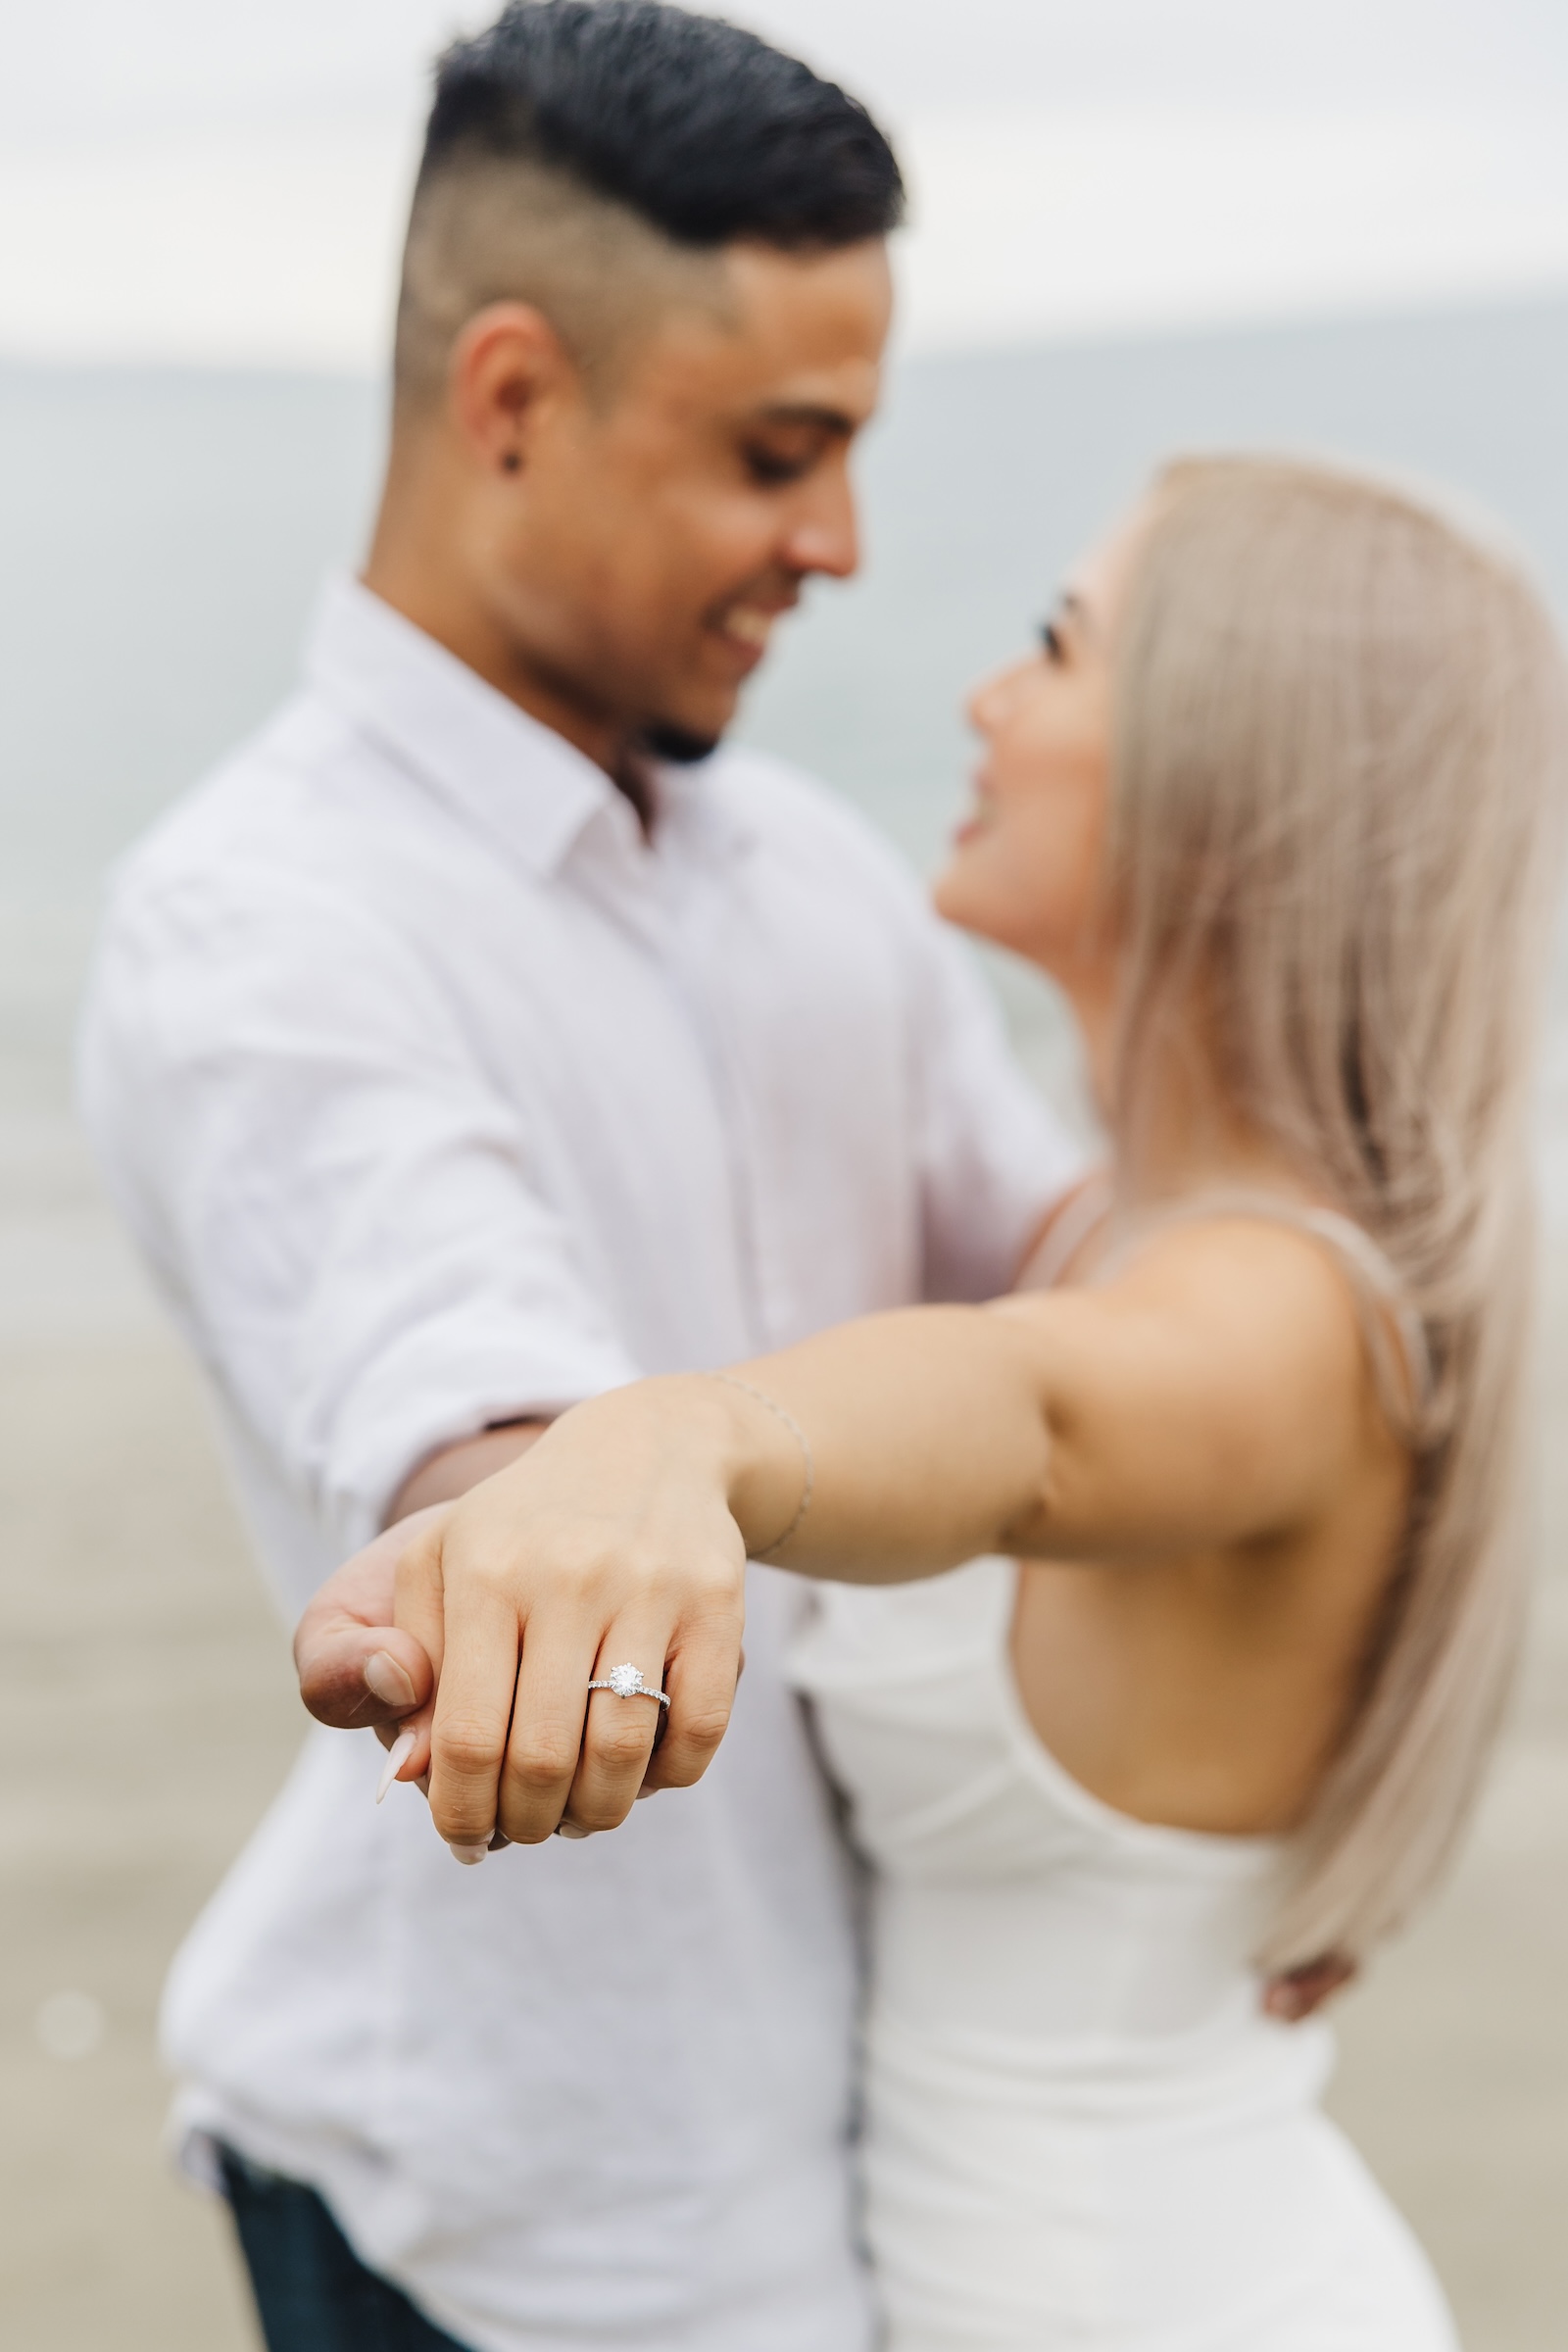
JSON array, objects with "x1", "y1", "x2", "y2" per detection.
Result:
[
  {"x1": 78, "y1": 862, "x2": 640, "y2": 1557},
  {"x1": 908, "y1": 915, "x2": 1092, "y2": 1303}
]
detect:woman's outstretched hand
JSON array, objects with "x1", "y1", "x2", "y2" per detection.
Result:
[
  {"x1": 383, "y1": 1381, "x2": 786, "y2": 1852},
  {"x1": 306, "y1": 1302, "x2": 1053, "y2": 1850}
]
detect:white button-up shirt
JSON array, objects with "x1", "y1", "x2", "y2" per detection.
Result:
[{"x1": 79, "y1": 579, "x2": 1079, "y2": 2352}]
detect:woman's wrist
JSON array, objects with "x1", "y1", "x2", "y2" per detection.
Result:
[
  {"x1": 649, "y1": 1372, "x2": 811, "y2": 1559},
  {"x1": 700, "y1": 1374, "x2": 814, "y2": 1557},
  {"x1": 492, "y1": 1372, "x2": 809, "y2": 1564}
]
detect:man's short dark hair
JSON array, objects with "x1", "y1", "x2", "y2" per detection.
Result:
[
  {"x1": 395, "y1": 1, "x2": 904, "y2": 409},
  {"x1": 426, "y1": 0, "x2": 905, "y2": 251}
]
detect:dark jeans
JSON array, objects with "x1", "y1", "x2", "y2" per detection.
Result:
[{"x1": 220, "y1": 2144, "x2": 474, "y2": 2352}]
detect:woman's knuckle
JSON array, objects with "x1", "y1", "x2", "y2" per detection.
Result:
[
  {"x1": 594, "y1": 1715, "x2": 653, "y2": 1768},
  {"x1": 511, "y1": 1739, "x2": 576, "y2": 1793},
  {"x1": 461, "y1": 1546, "x2": 522, "y2": 1600},
  {"x1": 434, "y1": 1717, "x2": 502, "y2": 1777},
  {"x1": 677, "y1": 1700, "x2": 733, "y2": 1754},
  {"x1": 683, "y1": 1590, "x2": 743, "y2": 1640}
]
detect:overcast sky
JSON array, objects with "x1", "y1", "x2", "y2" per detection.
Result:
[{"x1": 6, "y1": 0, "x2": 1568, "y2": 367}]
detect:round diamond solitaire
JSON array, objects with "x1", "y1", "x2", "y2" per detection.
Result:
[{"x1": 587, "y1": 1661, "x2": 671, "y2": 1710}]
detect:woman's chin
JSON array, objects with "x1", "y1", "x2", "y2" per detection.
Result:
[
  {"x1": 931, "y1": 859, "x2": 981, "y2": 931},
  {"x1": 932, "y1": 859, "x2": 1013, "y2": 950}
]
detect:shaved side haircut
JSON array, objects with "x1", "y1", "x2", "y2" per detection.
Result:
[{"x1": 395, "y1": 0, "x2": 906, "y2": 413}]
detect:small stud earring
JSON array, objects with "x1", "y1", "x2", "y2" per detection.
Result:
[{"x1": 501, "y1": 450, "x2": 521, "y2": 473}]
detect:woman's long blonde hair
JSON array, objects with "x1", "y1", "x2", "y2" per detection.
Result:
[{"x1": 1109, "y1": 456, "x2": 1568, "y2": 1969}]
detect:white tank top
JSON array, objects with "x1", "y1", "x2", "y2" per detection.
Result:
[{"x1": 786, "y1": 1203, "x2": 1455, "y2": 2350}]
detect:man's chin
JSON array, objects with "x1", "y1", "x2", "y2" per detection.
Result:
[{"x1": 641, "y1": 719, "x2": 724, "y2": 765}]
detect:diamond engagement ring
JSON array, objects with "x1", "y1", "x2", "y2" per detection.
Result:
[{"x1": 587, "y1": 1661, "x2": 671, "y2": 1709}]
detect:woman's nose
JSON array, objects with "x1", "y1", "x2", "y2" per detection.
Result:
[{"x1": 966, "y1": 664, "x2": 1020, "y2": 737}]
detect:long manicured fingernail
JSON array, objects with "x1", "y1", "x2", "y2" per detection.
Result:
[
  {"x1": 447, "y1": 1840, "x2": 489, "y2": 1866},
  {"x1": 375, "y1": 1728, "x2": 417, "y2": 1804},
  {"x1": 365, "y1": 1651, "x2": 416, "y2": 1711},
  {"x1": 555, "y1": 1821, "x2": 590, "y2": 1840}
]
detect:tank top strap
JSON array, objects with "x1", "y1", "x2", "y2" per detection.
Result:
[
  {"x1": 1019, "y1": 1168, "x2": 1116, "y2": 1292},
  {"x1": 1096, "y1": 1187, "x2": 1434, "y2": 1443}
]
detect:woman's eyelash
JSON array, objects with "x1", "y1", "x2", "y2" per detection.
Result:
[{"x1": 1040, "y1": 620, "x2": 1065, "y2": 662}]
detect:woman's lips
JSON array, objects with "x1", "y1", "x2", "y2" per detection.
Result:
[{"x1": 953, "y1": 778, "x2": 993, "y2": 845}]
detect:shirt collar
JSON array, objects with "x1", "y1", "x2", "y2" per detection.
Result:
[{"x1": 304, "y1": 574, "x2": 751, "y2": 879}]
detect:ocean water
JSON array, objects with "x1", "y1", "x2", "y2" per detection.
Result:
[{"x1": 7, "y1": 293, "x2": 1568, "y2": 1209}]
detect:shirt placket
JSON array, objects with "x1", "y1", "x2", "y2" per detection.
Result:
[
  {"x1": 655, "y1": 826, "x2": 798, "y2": 1358},
  {"x1": 570, "y1": 808, "x2": 777, "y2": 1357}
]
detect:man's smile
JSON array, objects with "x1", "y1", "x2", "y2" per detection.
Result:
[{"x1": 709, "y1": 586, "x2": 801, "y2": 668}]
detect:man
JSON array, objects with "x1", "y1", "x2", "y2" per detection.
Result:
[{"x1": 80, "y1": 6, "x2": 1079, "y2": 2348}]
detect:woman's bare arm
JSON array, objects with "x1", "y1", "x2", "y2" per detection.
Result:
[
  {"x1": 393, "y1": 1218, "x2": 1374, "y2": 1853},
  {"x1": 741, "y1": 1218, "x2": 1369, "y2": 1570}
]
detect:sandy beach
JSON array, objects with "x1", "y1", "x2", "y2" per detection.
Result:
[{"x1": 3, "y1": 968, "x2": 1568, "y2": 2352}]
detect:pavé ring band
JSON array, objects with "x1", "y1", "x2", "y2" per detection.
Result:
[{"x1": 587, "y1": 1661, "x2": 671, "y2": 1709}]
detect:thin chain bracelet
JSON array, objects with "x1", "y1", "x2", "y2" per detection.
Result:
[{"x1": 705, "y1": 1373, "x2": 814, "y2": 1558}]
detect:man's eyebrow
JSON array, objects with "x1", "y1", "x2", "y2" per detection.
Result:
[{"x1": 749, "y1": 401, "x2": 860, "y2": 437}]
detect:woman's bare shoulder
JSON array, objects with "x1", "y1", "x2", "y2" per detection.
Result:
[{"x1": 992, "y1": 1210, "x2": 1389, "y2": 1492}]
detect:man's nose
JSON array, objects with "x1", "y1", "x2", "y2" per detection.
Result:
[{"x1": 779, "y1": 468, "x2": 859, "y2": 581}]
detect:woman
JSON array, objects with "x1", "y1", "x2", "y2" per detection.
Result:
[{"x1": 388, "y1": 458, "x2": 1568, "y2": 2345}]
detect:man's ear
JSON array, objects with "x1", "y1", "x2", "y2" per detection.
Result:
[{"x1": 447, "y1": 301, "x2": 578, "y2": 480}]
